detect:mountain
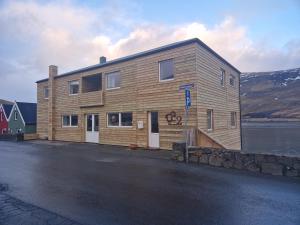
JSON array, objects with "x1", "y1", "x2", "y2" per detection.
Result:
[{"x1": 240, "y1": 68, "x2": 300, "y2": 119}]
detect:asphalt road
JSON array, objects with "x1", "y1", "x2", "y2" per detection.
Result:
[{"x1": 0, "y1": 141, "x2": 299, "y2": 225}]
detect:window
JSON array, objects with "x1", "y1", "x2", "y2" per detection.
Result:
[
  {"x1": 107, "y1": 113, "x2": 119, "y2": 127},
  {"x1": 82, "y1": 74, "x2": 102, "y2": 93},
  {"x1": 106, "y1": 71, "x2": 120, "y2": 89},
  {"x1": 71, "y1": 115, "x2": 78, "y2": 126},
  {"x1": 159, "y1": 59, "x2": 174, "y2": 81},
  {"x1": 220, "y1": 69, "x2": 225, "y2": 87},
  {"x1": 0, "y1": 113, "x2": 2, "y2": 122},
  {"x1": 231, "y1": 112, "x2": 237, "y2": 127},
  {"x1": 207, "y1": 109, "x2": 213, "y2": 131},
  {"x1": 69, "y1": 80, "x2": 79, "y2": 95},
  {"x1": 62, "y1": 115, "x2": 78, "y2": 127},
  {"x1": 151, "y1": 112, "x2": 159, "y2": 133},
  {"x1": 121, "y1": 112, "x2": 133, "y2": 127},
  {"x1": 44, "y1": 87, "x2": 49, "y2": 99},
  {"x1": 14, "y1": 111, "x2": 18, "y2": 120},
  {"x1": 229, "y1": 74, "x2": 235, "y2": 87},
  {"x1": 94, "y1": 115, "x2": 99, "y2": 131},
  {"x1": 107, "y1": 112, "x2": 133, "y2": 127}
]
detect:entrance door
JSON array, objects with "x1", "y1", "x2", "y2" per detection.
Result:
[
  {"x1": 86, "y1": 114, "x2": 99, "y2": 143},
  {"x1": 148, "y1": 111, "x2": 159, "y2": 148}
]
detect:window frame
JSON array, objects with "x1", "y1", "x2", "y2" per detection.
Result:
[
  {"x1": 44, "y1": 86, "x2": 49, "y2": 99},
  {"x1": 107, "y1": 112, "x2": 133, "y2": 128},
  {"x1": 230, "y1": 111, "x2": 237, "y2": 128},
  {"x1": 159, "y1": 59, "x2": 174, "y2": 82},
  {"x1": 229, "y1": 74, "x2": 235, "y2": 87},
  {"x1": 106, "y1": 71, "x2": 121, "y2": 90},
  {"x1": 62, "y1": 114, "x2": 78, "y2": 128},
  {"x1": 107, "y1": 112, "x2": 120, "y2": 127},
  {"x1": 68, "y1": 80, "x2": 80, "y2": 96},
  {"x1": 207, "y1": 109, "x2": 214, "y2": 131},
  {"x1": 220, "y1": 69, "x2": 225, "y2": 87},
  {"x1": 81, "y1": 74, "x2": 102, "y2": 93}
]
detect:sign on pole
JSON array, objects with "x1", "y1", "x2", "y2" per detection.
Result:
[
  {"x1": 179, "y1": 83, "x2": 194, "y2": 91},
  {"x1": 185, "y1": 89, "x2": 191, "y2": 110},
  {"x1": 179, "y1": 83, "x2": 194, "y2": 163}
]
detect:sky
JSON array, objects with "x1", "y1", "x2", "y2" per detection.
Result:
[{"x1": 0, "y1": 0, "x2": 299, "y2": 102}]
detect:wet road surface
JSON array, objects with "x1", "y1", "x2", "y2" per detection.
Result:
[{"x1": 0, "y1": 140, "x2": 300, "y2": 225}]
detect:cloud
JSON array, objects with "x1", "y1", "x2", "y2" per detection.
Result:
[{"x1": 0, "y1": 1, "x2": 299, "y2": 102}]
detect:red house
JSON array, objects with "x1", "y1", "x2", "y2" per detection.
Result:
[{"x1": 0, "y1": 104, "x2": 13, "y2": 134}]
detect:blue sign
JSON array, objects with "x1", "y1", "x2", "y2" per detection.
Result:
[
  {"x1": 185, "y1": 89, "x2": 191, "y2": 109},
  {"x1": 179, "y1": 83, "x2": 194, "y2": 90}
]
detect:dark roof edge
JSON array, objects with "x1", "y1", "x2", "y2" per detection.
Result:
[{"x1": 36, "y1": 38, "x2": 240, "y2": 83}]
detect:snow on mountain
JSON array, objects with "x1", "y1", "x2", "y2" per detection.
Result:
[{"x1": 240, "y1": 68, "x2": 300, "y2": 119}]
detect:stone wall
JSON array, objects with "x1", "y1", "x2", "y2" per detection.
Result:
[{"x1": 172, "y1": 142, "x2": 300, "y2": 177}]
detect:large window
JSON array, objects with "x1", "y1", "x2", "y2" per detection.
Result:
[
  {"x1": 220, "y1": 69, "x2": 225, "y2": 87},
  {"x1": 69, "y1": 80, "x2": 79, "y2": 95},
  {"x1": 106, "y1": 71, "x2": 121, "y2": 89},
  {"x1": 229, "y1": 74, "x2": 235, "y2": 87},
  {"x1": 44, "y1": 87, "x2": 49, "y2": 99},
  {"x1": 62, "y1": 115, "x2": 78, "y2": 127},
  {"x1": 107, "y1": 112, "x2": 132, "y2": 127},
  {"x1": 230, "y1": 112, "x2": 237, "y2": 127},
  {"x1": 82, "y1": 74, "x2": 102, "y2": 93},
  {"x1": 159, "y1": 59, "x2": 174, "y2": 81},
  {"x1": 207, "y1": 109, "x2": 213, "y2": 131}
]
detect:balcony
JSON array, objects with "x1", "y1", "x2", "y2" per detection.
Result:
[
  {"x1": 79, "y1": 74, "x2": 104, "y2": 107},
  {"x1": 79, "y1": 90, "x2": 104, "y2": 108}
]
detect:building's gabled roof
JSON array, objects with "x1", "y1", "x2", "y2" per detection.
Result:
[
  {"x1": 36, "y1": 38, "x2": 241, "y2": 83},
  {"x1": 15, "y1": 102, "x2": 37, "y2": 125},
  {"x1": 2, "y1": 104, "x2": 13, "y2": 120},
  {"x1": 0, "y1": 99, "x2": 13, "y2": 105}
]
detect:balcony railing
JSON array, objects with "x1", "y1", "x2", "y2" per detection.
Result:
[{"x1": 79, "y1": 90, "x2": 104, "y2": 107}]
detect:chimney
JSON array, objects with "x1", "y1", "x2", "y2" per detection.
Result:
[
  {"x1": 49, "y1": 65, "x2": 58, "y2": 78},
  {"x1": 48, "y1": 65, "x2": 57, "y2": 141},
  {"x1": 99, "y1": 56, "x2": 106, "y2": 64}
]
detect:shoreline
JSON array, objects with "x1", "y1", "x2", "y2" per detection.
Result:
[{"x1": 242, "y1": 118, "x2": 300, "y2": 122}]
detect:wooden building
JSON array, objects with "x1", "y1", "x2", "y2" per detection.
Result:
[
  {"x1": 8, "y1": 102, "x2": 37, "y2": 134},
  {"x1": 0, "y1": 103, "x2": 13, "y2": 134},
  {"x1": 36, "y1": 38, "x2": 241, "y2": 150}
]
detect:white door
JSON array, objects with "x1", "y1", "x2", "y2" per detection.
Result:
[
  {"x1": 148, "y1": 112, "x2": 159, "y2": 148},
  {"x1": 86, "y1": 114, "x2": 99, "y2": 143}
]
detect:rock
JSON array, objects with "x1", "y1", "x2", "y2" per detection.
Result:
[
  {"x1": 245, "y1": 163, "x2": 260, "y2": 172},
  {"x1": 199, "y1": 154, "x2": 209, "y2": 164},
  {"x1": 277, "y1": 156, "x2": 295, "y2": 167},
  {"x1": 255, "y1": 154, "x2": 265, "y2": 164},
  {"x1": 200, "y1": 148, "x2": 212, "y2": 154},
  {"x1": 285, "y1": 168, "x2": 298, "y2": 177},
  {"x1": 209, "y1": 155, "x2": 223, "y2": 167},
  {"x1": 293, "y1": 162, "x2": 300, "y2": 170},
  {"x1": 264, "y1": 155, "x2": 278, "y2": 163},
  {"x1": 189, "y1": 155, "x2": 199, "y2": 163},
  {"x1": 223, "y1": 152, "x2": 234, "y2": 161},
  {"x1": 172, "y1": 142, "x2": 185, "y2": 152},
  {"x1": 177, "y1": 155, "x2": 184, "y2": 162},
  {"x1": 233, "y1": 160, "x2": 244, "y2": 170},
  {"x1": 261, "y1": 163, "x2": 283, "y2": 176},
  {"x1": 223, "y1": 160, "x2": 234, "y2": 168}
]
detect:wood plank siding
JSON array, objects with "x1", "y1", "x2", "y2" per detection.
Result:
[{"x1": 37, "y1": 39, "x2": 241, "y2": 150}]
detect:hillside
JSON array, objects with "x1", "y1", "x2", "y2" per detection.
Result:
[{"x1": 240, "y1": 68, "x2": 300, "y2": 119}]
